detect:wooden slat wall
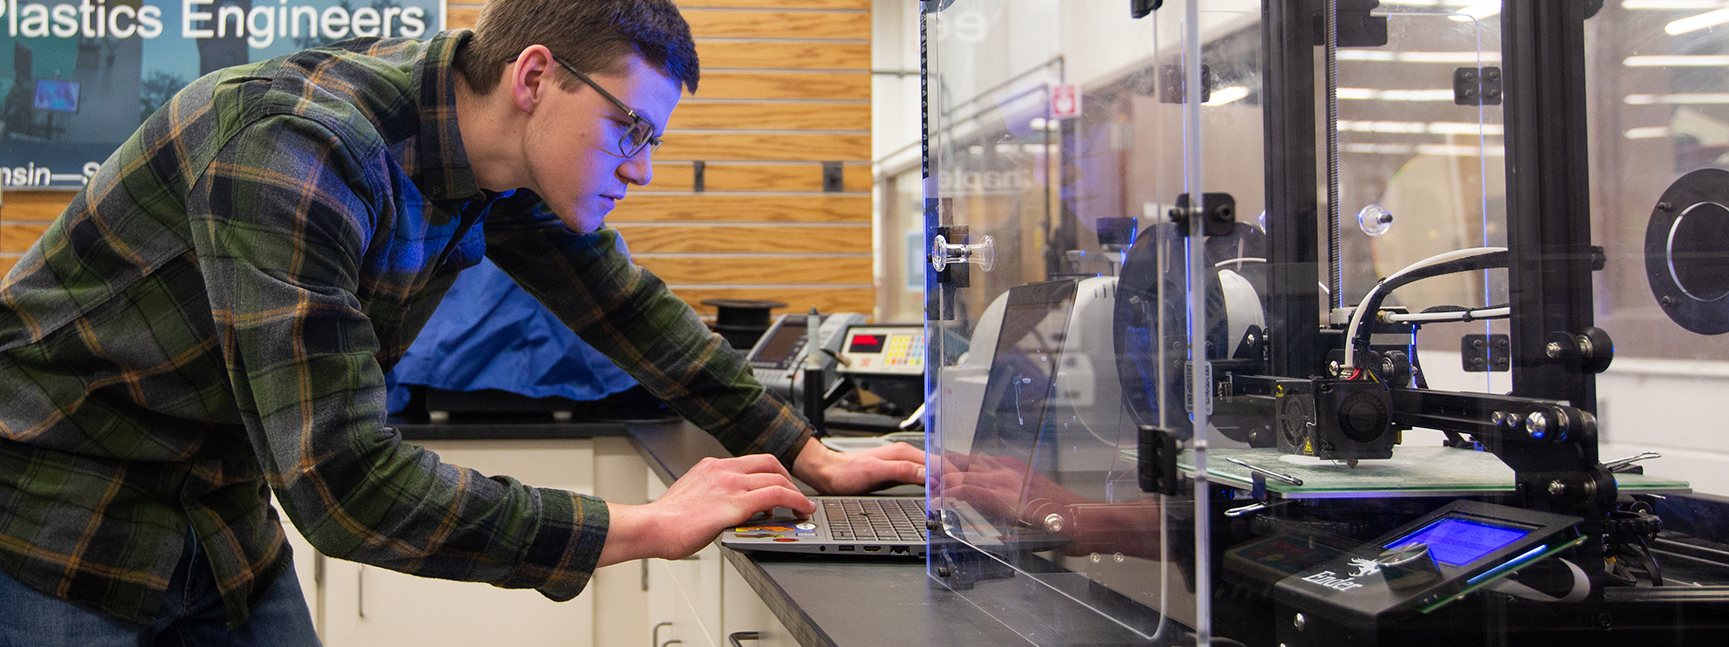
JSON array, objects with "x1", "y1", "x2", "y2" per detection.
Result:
[
  {"x1": 2, "y1": 1, "x2": 874, "y2": 318},
  {"x1": 0, "y1": 192, "x2": 69, "y2": 276},
  {"x1": 623, "y1": 1, "x2": 874, "y2": 317},
  {"x1": 445, "y1": 0, "x2": 873, "y2": 316}
]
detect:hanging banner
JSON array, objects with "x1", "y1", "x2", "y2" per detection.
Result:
[{"x1": 0, "y1": 0, "x2": 445, "y2": 189}]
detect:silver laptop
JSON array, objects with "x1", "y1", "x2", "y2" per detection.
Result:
[{"x1": 721, "y1": 280, "x2": 1080, "y2": 558}]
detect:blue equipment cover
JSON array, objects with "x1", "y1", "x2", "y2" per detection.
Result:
[{"x1": 386, "y1": 257, "x2": 638, "y2": 412}]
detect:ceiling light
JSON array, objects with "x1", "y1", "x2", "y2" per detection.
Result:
[
  {"x1": 1626, "y1": 93, "x2": 1729, "y2": 104},
  {"x1": 1343, "y1": 143, "x2": 1416, "y2": 155},
  {"x1": 1624, "y1": 55, "x2": 1729, "y2": 65},
  {"x1": 1625, "y1": 126, "x2": 1673, "y2": 139},
  {"x1": 1203, "y1": 86, "x2": 1251, "y2": 106},
  {"x1": 1337, "y1": 88, "x2": 1458, "y2": 101},
  {"x1": 1625, "y1": 0, "x2": 1729, "y2": 10},
  {"x1": 1416, "y1": 144, "x2": 1506, "y2": 156},
  {"x1": 1336, "y1": 51, "x2": 1502, "y2": 64},
  {"x1": 1379, "y1": 0, "x2": 1483, "y2": 6},
  {"x1": 1666, "y1": 8, "x2": 1729, "y2": 34},
  {"x1": 1338, "y1": 120, "x2": 1504, "y2": 135}
]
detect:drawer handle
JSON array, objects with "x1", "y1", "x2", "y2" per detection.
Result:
[
  {"x1": 652, "y1": 622, "x2": 672, "y2": 647},
  {"x1": 728, "y1": 631, "x2": 761, "y2": 646}
]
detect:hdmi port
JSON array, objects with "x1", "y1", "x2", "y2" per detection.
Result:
[{"x1": 863, "y1": 546, "x2": 882, "y2": 552}]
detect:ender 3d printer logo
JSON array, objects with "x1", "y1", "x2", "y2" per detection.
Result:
[
  {"x1": 0, "y1": 0, "x2": 428, "y2": 48},
  {"x1": 1300, "y1": 558, "x2": 1382, "y2": 593}
]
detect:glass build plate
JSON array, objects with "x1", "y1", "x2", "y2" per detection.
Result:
[{"x1": 1176, "y1": 447, "x2": 1691, "y2": 499}]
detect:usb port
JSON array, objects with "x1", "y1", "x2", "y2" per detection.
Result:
[{"x1": 839, "y1": 546, "x2": 854, "y2": 552}]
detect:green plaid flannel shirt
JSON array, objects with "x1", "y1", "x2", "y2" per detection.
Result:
[{"x1": 0, "y1": 30, "x2": 813, "y2": 628}]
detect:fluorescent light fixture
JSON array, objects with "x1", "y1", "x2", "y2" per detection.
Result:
[
  {"x1": 1380, "y1": 0, "x2": 1485, "y2": 6},
  {"x1": 1625, "y1": 126, "x2": 1674, "y2": 139},
  {"x1": 1336, "y1": 51, "x2": 1502, "y2": 64},
  {"x1": 1203, "y1": 86, "x2": 1251, "y2": 106},
  {"x1": 1343, "y1": 143, "x2": 1416, "y2": 155},
  {"x1": 1417, "y1": 144, "x2": 1506, "y2": 156},
  {"x1": 1340, "y1": 120, "x2": 1428, "y2": 133},
  {"x1": 1450, "y1": 0, "x2": 1502, "y2": 21},
  {"x1": 1342, "y1": 143, "x2": 1505, "y2": 156},
  {"x1": 1339, "y1": 120, "x2": 1505, "y2": 135},
  {"x1": 1625, "y1": 0, "x2": 1729, "y2": 10},
  {"x1": 1337, "y1": 88, "x2": 1458, "y2": 101},
  {"x1": 1624, "y1": 55, "x2": 1729, "y2": 66},
  {"x1": 1336, "y1": 50, "x2": 1397, "y2": 61},
  {"x1": 1666, "y1": 8, "x2": 1729, "y2": 34},
  {"x1": 1626, "y1": 93, "x2": 1729, "y2": 104},
  {"x1": 1428, "y1": 121, "x2": 1505, "y2": 135}
]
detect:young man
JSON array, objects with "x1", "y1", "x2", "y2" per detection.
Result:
[{"x1": 0, "y1": 0, "x2": 924, "y2": 643}]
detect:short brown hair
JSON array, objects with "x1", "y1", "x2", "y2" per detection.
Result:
[{"x1": 456, "y1": 0, "x2": 699, "y2": 96}]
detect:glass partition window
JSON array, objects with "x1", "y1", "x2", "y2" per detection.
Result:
[{"x1": 923, "y1": 1, "x2": 1729, "y2": 645}]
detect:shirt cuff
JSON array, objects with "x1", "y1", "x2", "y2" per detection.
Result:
[
  {"x1": 773, "y1": 424, "x2": 816, "y2": 473},
  {"x1": 504, "y1": 489, "x2": 608, "y2": 601}
]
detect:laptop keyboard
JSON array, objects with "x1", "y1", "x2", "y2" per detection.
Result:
[{"x1": 824, "y1": 498, "x2": 929, "y2": 543}]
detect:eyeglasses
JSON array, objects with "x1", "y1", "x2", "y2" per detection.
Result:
[{"x1": 551, "y1": 56, "x2": 662, "y2": 158}]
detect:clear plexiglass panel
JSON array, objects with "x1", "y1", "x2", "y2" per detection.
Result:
[
  {"x1": 923, "y1": 1, "x2": 1729, "y2": 645},
  {"x1": 925, "y1": 1, "x2": 1243, "y2": 644}
]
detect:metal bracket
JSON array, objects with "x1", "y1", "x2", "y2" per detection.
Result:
[
  {"x1": 1461, "y1": 333, "x2": 1511, "y2": 372},
  {"x1": 1159, "y1": 64, "x2": 1210, "y2": 104},
  {"x1": 822, "y1": 161, "x2": 844, "y2": 192},
  {"x1": 692, "y1": 161, "x2": 705, "y2": 193},
  {"x1": 1170, "y1": 192, "x2": 1236, "y2": 236},
  {"x1": 1138, "y1": 425, "x2": 1180, "y2": 495},
  {"x1": 1454, "y1": 67, "x2": 1504, "y2": 105}
]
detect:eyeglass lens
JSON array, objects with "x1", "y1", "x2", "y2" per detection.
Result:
[{"x1": 622, "y1": 120, "x2": 658, "y2": 157}]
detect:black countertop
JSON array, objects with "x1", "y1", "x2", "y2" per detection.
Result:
[
  {"x1": 393, "y1": 420, "x2": 629, "y2": 441},
  {"x1": 388, "y1": 419, "x2": 1168, "y2": 645},
  {"x1": 627, "y1": 421, "x2": 1171, "y2": 647}
]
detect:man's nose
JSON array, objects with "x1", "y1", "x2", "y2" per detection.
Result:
[{"x1": 619, "y1": 148, "x2": 653, "y2": 186}]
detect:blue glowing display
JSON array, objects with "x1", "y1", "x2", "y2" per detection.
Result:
[{"x1": 1385, "y1": 517, "x2": 1532, "y2": 566}]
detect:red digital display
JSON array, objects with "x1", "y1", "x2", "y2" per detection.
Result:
[{"x1": 848, "y1": 334, "x2": 885, "y2": 354}]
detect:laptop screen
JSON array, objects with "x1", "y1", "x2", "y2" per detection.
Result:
[{"x1": 961, "y1": 279, "x2": 1079, "y2": 525}]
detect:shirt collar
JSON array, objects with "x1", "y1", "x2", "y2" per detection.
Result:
[{"x1": 411, "y1": 30, "x2": 487, "y2": 209}]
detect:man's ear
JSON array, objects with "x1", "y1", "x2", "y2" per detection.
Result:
[{"x1": 510, "y1": 45, "x2": 556, "y2": 114}]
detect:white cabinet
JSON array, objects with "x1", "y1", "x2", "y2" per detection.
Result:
[
  {"x1": 720, "y1": 558, "x2": 798, "y2": 647},
  {"x1": 643, "y1": 469, "x2": 797, "y2": 647},
  {"x1": 283, "y1": 436, "x2": 649, "y2": 647},
  {"x1": 280, "y1": 435, "x2": 799, "y2": 647}
]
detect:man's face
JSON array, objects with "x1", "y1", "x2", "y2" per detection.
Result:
[{"x1": 521, "y1": 53, "x2": 681, "y2": 234}]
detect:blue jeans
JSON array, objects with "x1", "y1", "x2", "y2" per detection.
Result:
[{"x1": 0, "y1": 530, "x2": 320, "y2": 647}]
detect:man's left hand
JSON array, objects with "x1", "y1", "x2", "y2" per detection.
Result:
[{"x1": 791, "y1": 437, "x2": 926, "y2": 495}]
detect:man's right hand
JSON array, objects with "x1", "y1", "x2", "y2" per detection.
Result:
[{"x1": 598, "y1": 454, "x2": 814, "y2": 567}]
